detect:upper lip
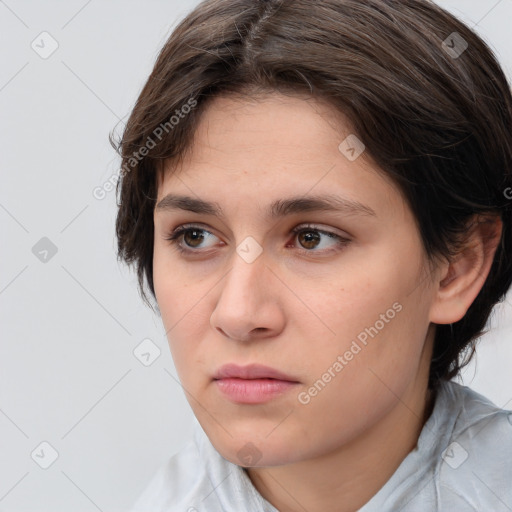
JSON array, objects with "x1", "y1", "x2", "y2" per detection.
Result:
[{"x1": 213, "y1": 363, "x2": 300, "y2": 382}]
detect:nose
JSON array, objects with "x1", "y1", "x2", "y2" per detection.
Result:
[{"x1": 209, "y1": 247, "x2": 286, "y2": 343}]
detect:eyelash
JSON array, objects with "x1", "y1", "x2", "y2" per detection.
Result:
[{"x1": 164, "y1": 223, "x2": 351, "y2": 257}]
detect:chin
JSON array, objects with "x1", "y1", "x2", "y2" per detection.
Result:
[{"x1": 207, "y1": 427, "x2": 305, "y2": 468}]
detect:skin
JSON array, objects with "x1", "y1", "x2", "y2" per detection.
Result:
[{"x1": 152, "y1": 92, "x2": 502, "y2": 512}]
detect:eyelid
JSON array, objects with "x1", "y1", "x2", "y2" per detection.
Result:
[
  {"x1": 292, "y1": 222, "x2": 350, "y2": 239},
  {"x1": 170, "y1": 222, "x2": 213, "y2": 233}
]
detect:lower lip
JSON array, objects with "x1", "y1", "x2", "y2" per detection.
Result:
[{"x1": 214, "y1": 378, "x2": 298, "y2": 404}]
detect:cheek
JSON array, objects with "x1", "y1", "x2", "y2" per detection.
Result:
[
  {"x1": 295, "y1": 248, "x2": 430, "y2": 387},
  {"x1": 153, "y1": 243, "x2": 205, "y2": 325},
  {"x1": 152, "y1": 256, "x2": 205, "y2": 374},
  {"x1": 291, "y1": 307, "x2": 430, "y2": 454}
]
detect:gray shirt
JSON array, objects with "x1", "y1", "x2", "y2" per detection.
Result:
[{"x1": 129, "y1": 380, "x2": 512, "y2": 511}]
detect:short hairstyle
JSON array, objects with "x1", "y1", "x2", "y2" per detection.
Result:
[{"x1": 111, "y1": 0, "x2": 512, "y2": 390}]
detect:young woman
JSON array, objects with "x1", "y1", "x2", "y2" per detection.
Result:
[{"x1": 113, "y1": 0, "x2": 512, "y2": 510}]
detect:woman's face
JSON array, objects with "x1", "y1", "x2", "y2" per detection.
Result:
[{"x1": 153, "y1": 92, "x2": 440, "y2": 467}]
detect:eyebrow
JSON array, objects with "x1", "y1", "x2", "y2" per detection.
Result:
[{"x1": 155, "y1": 193, "x2": 377, "y2": 219}]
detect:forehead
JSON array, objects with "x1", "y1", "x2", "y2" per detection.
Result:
[
  {"x1": 190, "y1": 91, "x2": 355, "y2": 153},
  {"x1": 156, "y1": 92, "x2": 404, "y2": 219}
]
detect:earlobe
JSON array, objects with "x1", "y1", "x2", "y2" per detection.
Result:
[{"x1": 429, "y1": 215, "x2": 502, "y2": 325}]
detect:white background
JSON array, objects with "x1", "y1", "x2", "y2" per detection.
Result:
[{"x1": 1, "y1": 1, "x2": 511, "y2": 510}]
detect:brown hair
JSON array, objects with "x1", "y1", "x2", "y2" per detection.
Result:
[{"x1": 111, "y1": 0, "x2": 512, "y2": 390}]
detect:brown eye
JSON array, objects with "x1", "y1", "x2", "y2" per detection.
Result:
[
  {"x1": 183, "y1": 229, "x2": 207, "y2": 248},
  {"x1": 297, "y1": 230, "x2": 321, "y2": 250},
  {"x1": 290, "y1": 224, "x2": 351, "y2": 255},
  {"x1": 165, "y1": 225, "x2": 219, "y2": 254}
]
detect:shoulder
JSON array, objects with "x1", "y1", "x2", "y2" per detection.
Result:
[
  {"x1": 127, "y1": 419, "x2": 275, "y2": 512},
  {"x1": 436, "y1": 381, "x2": 512, "y2": 509},
  {"x1": 128, "y1": 436, "x2": 203, "y2": 512}
]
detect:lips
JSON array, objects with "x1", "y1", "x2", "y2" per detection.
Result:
[
  {"x1": 213, "y1": 363, "x2": 300, "y2": 382},
  {"x1": 213, "y1": 364, "x2": 300, "y2": 404}
]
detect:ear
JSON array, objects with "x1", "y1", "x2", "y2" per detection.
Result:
[{"x1": 429, "y1": 214, "x2": 502, "y2": 324}]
